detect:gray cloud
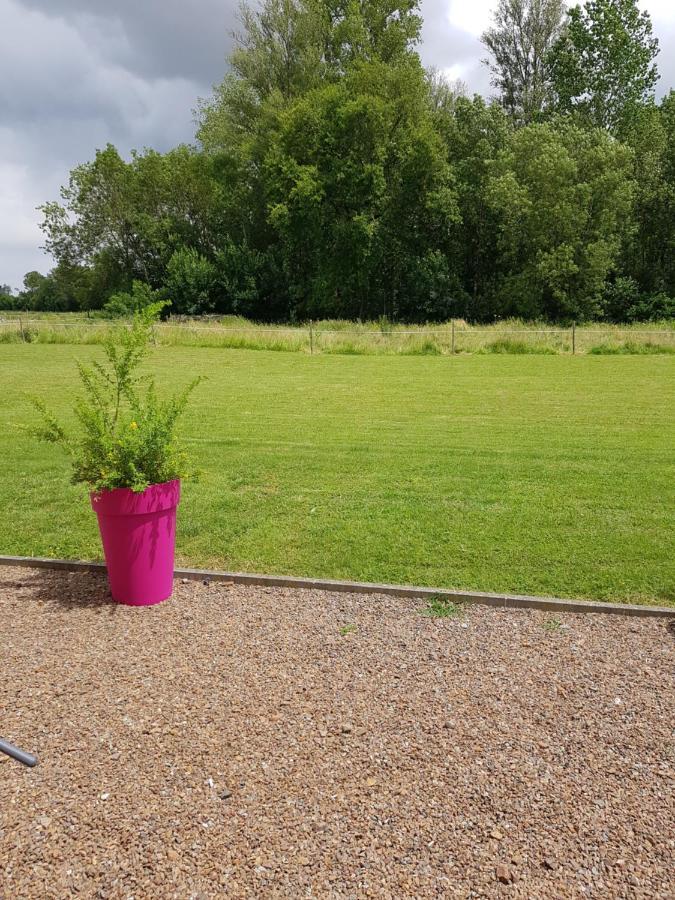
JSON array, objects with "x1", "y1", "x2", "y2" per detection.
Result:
[
  {"x1": 0, "y1": 0, "x2": 222, "y2": 287},
  {"x1": 0, "y1": 0, "x2": 673, "y2": 290},
  {"x1": 16, "y1": 0, "x2": 239, "y2": 83},
  {"x1": 421, "y1": 0, "x2": 492, "y2": 95}
]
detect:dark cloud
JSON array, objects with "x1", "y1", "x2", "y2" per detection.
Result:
[
  {"x1": 0, "y1": 0, "x2": 673, "y2": 289},
  {"x1": 16, "y1": 0, "x2": 239, "y2": 83},
  {"x1": 0, "y1": 0, "x2": 222, "y2": 287}
]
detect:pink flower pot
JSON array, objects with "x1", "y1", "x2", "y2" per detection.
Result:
[{"x1": 90, "y1": 479, "x2": 180, "y2": 606}]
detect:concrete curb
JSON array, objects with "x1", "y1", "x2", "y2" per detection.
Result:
[{"x1": 0, "y1": 554, "x2": 672, "y2": 618}]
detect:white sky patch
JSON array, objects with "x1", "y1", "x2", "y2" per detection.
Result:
[
  {"x1": 0, "y1": 157, "x2": 52, "y2": 284},
  {"x1": 646, "y1": 0, "x2": 675, "y2": 26},
  {"x1": 441, "y1": 63, "x2": 470, "y2": 83},
  {"x1": 0, "y1": 162, "x2": 42, "y2": 247},
  {"x1": 446, "y1": 0, "x2": 492, "y2": 37},
  {"x1": 446, "y1": 0, "x2": 675, "y2": 36}
]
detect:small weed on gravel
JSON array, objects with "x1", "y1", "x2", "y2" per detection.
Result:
[
  {"x1": 339, "y1": 624, "x2": 358, "y2": 636},
  {"x1": 543, "y1": 617, "x2": 563, "y2": 632},
  {"x1": 421, "y1": 596, "x2": 466, "y2": 619}
]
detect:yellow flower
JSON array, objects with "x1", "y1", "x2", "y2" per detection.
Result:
[{"x1": 129, "y1": 421, "x2": 138, "y2": 430}]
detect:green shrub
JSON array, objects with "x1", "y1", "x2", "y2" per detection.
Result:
[
  {"x1": 28, "y1": 304, "x2": 202, "y2": 492},
  {"x1": 601, "y1": 277, "x2": 641, "y2": 322},
  {"x1": 602, "y1": 278, "x2": 675, "y2": 323},
  {"x1": 0, "y1": 293, "x2": 22, "y2": 311},
  {"x1": 166, "y1": 247, "x2": 217, "y2": 315},
  {"x1": 627, "y1": 293, "x2": 675, "y2": 322},
  {"x1": 102, "y1": 281, "x2": 164, "y2": 319}
]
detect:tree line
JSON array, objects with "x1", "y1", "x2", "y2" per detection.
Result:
[{"x1": 2, "y1": 0, "x2": 673, "y2": 324}]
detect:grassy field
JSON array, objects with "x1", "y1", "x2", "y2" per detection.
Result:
[
  {"x1": 1, "y1": 313, "x2": 674, "y2": 355},
  {"x1": 1, "y1": 344, "x2": 673, "y2": 604}
]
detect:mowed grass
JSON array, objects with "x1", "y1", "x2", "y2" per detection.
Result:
[{"x1": 1, "y1": 345, "x2": 673, "y2": 605}]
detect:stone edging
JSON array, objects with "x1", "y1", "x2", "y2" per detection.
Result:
[{"x1": 0, "y1": 555, "x2": 672, "y2": 618}]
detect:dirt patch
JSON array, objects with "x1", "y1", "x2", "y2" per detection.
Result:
[{"x1": 1, "y1": 567, "x2": 673, "y2": 898}]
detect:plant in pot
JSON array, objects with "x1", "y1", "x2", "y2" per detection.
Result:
[{"x1": 30, "y1": 303, "x2": 201, "y2": 606}]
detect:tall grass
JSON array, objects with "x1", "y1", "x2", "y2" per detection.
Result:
[
  {"x1": 1, "y1": 314, "x2": 673, "y2": 355},
  {"x1": 480, "y1": 339, "x2": 558, "y2": 355},
  {"x1": 588, "y1": 340, "x2": 675, "y2": 355}
]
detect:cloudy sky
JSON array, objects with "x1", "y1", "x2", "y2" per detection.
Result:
[{"x1": 1, "y1": 0, "x2": 674, "y2": 290}]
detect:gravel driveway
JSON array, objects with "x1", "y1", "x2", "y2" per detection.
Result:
[{"x1": 1, "y1": 567, "x2": 673, "y2": 899}]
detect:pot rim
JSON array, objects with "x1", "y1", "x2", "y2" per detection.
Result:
[{"x1": 90, "y1": 478, "x2": 181, "y2": 516}]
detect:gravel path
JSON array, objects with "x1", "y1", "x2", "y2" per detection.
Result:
[{"x1": 1, "y1": 567, "x2": 673, "y2": 899}]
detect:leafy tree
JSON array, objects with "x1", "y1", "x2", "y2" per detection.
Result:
[
  {"x1": 214, "y1": 242, "x2": 280, "y2": 318},
  {"x1": 264, "y1": 60, "x2": 458, "y2": 319},
  {"x1": 657, "y1": 91, "x2": 675, "y2": 297},
  {"x1": 0, "y1": 284, "x2": 21, "y2": 311},
  {"x1": 40, "y1": 145, "x2": 225, "y2": 294},
  {"x1": 482, "y1": 0, "x2": 566, "y2": 124},
  {"x1": 602, "y1": 278, "x2": 674, "y2": 321},
  {"x1": 75, "y1": 252, "x2": 128, "y2": 312},
  {"x1": 102, "y1": 281, "x2": 165, "y2": 318},
  {"x1": 617, "y1": 92, "x2": 675, "y2": 297},
  {"x1": 198, "y1": 0, "x2": 453, "y2": 321},
  {"x1": 165, "y1": 248, "x2": 217, "y2": 316},
  {"x1": 626, "y1": 292, "x2": 674, "y2": 322},
  {"x1": 437, "y1": 96, "x2": 512, "y2": 319},
  {"x1": 40, "y1": 146, "x2": 138, "y2": 287},
  {"x1": 197, "y1": 0, "x2": 424, "y2": 151},
  {"x1": 229, "y1": 0, "x2": 327, "y2": 102},
  {"x1": 600, "y1": 275, "x2": 640, "y2": 321},
  {"x1": 425, "y1": 67, "x2": 467, "y2": 115},
  {"x1": 486, "y1": 122, "x2": 634, "y2": 320},
  {"x1": 28, "y1": 0, "x2": 673, "y2": 324},
  {"x1": 320, "y1": 0, "x2": 423, "y2": 71},
  {"x1": 18, "y1": 270, "x2": 74, "y2": 312},
  {"x1": 549, "y1": 0, "x2": 660, "y2": 132}
]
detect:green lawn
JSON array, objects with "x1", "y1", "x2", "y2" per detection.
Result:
[{"x1": 1, "y1": 345, "x2": 673, "y2": 604}]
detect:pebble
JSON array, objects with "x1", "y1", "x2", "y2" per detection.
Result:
[
  {"x1": 1, "y1": 566, "x2": 672, "y2": 899},
  {"x1": 496, "y1": 864, "x2": 513, "y2": 883}
]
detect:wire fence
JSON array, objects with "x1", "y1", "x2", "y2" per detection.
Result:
[{"x1": 1, "y1": 316, "x2": 674, "y2": 355}]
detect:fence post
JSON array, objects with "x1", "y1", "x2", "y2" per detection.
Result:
[
  {"x1": 451, "y1": 320, "x2": 455, "y2": 355},
  {"x1": 309, "y1": 321, "x2": 314, "y2": 355},
  {"x1": 19, "y1": 317, "x2": 24, "y2": 342},
  {"x1": 572, "y1": 321, "x2": 576, "y2": 355}
]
